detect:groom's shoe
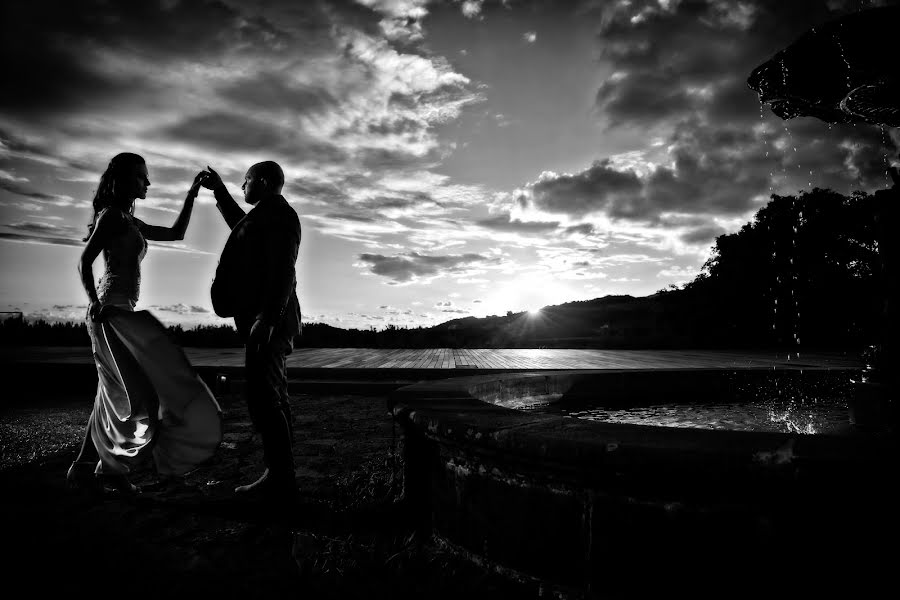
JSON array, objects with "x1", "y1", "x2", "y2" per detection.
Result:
[
  {"x1": 234, "y1": 468, "x2": 270, "y2": 494},
  {"x1": 235, "y1": 468, "x2": 298, "y2": 501}
]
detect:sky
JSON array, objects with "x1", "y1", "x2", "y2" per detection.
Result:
[{"x1": 1, "y1": 0, "x2": 898, "y2": 329}]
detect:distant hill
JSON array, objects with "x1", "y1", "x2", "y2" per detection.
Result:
[
  {"x1": 390, "y1": 291, "x2": 719, "y2": 349},
  {"x1": 0, "y1": 292, "x2": 709, "y2": 348}
]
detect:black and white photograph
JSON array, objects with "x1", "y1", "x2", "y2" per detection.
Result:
[{"x1": 1, "y1": 0, "x2": 898, "y2": 597}]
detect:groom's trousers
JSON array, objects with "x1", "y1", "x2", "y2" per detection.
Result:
[{"x1": 241, "y1": 320, "x2": 296, "y2": 483}]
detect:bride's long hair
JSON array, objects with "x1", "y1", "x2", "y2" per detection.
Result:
[{"x1": 83, "y1": 152, "x2": 145, "y2": 241}]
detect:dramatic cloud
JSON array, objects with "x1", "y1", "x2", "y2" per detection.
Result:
[
  {"x1": 153, "y1": 304, "x2": 210, "y2": 314},
  {"x1": 0, "y1": 128, "x2": 94, "y2": 173},
  {"x1": 159, "y1": 113, "x2": 337, "y2": 158},
  {"x1": 476, "y1": 214, "x2": 560, "y2": 234},
  {"x1": 658, "y1": 265, "x2": 699, "y2": 281},
  {"x1": 434, "y1": 299, "x2": 469, "y2": 313},
  {"x1": 0, "y1": 220, "x2": 85, "y2": 248},
  {"x1": 680, "y1": 224, "x2": 727, "y2": 245},
  {"x1": 0, "y1": 180, "x2": 62, "y2": 202},
  {"x1": 147, "y1": 242, "x2": 217, "y2": 256},
  {"x1": 0, "y1": 232, "x2": 83, "y2": 248},
  {"x1": 217, "y1": 75, "x2": 339, "y2": 114},
  {"x1": 357, "y1": 251, "x2": 498, "y2": 283},
  {"x1": 354, "y1": 0, "x2": 429, "y2": 41},
  {"x1": 5, "y1": 221, "x2": 72, "y2": 234},
  {"x1": 565, "y1": 223, "x2": 595, "y2": 236},
  {"x1": 323, "y1": 212, "x2": 380, "y2": 223},
  {"x1": 519, "y1": 160, "x2": 643, "y2": 218},
  {"x1": 285, "y1": 179, "x2": 352, "y2": 205},
  {"x1": 0, "y1": 170, "x2": 28, "y2": 183}
]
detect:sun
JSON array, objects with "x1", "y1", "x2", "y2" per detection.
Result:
[{"x1": 478, "y1": 275, "x2": 575, "y2": 318}]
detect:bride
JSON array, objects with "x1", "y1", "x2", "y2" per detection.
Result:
[{"x1": 67, "y1": 152, "x2": 222, "y2": 494}]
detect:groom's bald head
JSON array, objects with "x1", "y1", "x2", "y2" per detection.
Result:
[
  {"x1": 249, "y1": 161, "x2": 284, "y2": 193},
  {"x1": 242, "y1": 160, "x2": 285, "y2": 205}
]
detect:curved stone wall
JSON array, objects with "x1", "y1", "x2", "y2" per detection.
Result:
[{"x1": 389, "y1": 369, "x2": 897, "y2": 596}]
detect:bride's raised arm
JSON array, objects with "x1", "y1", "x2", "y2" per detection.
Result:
[{"x1": 136, "y1": 171, "x2": 206, "y2": 242}]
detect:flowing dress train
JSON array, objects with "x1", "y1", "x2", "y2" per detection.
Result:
[{"x1": 87, "y1": 306, "x2": 222, "y2": 476}]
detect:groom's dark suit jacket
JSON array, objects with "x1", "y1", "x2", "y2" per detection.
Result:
[{"x1": 211, "y1": 188, "x2": 301, "y2": 341}]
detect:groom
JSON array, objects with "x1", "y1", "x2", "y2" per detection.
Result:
[{"x1": 202, "y1": 161, "x2": 301, "y2": 501}]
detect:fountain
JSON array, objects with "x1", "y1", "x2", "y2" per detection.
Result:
[
  {"x1": 387, "y1": 7, "x2": 899, "y2": 597},
  {"x1": 748, "y1": 5, "x2": 899, "y2": 433},
  {"x1": 746, "y1": 6, "x2": 899, "y2": 127},
  {"x1": 389, "y1": 369, "x2": 896, "y2": 597}
]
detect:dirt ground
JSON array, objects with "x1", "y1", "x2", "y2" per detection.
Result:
[{"x1": 0, "y1": 390, "x2": 532, "y2": 600}]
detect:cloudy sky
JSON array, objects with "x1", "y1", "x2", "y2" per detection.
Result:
[{"x1": 1, "y1": 0, "x2": 898, "y2": 329}]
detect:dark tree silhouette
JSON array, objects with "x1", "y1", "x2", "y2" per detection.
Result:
[{"x1": 688, "y1": 188, "x2": 881, "y2": 349}]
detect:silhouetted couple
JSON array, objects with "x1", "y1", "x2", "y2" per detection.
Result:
[{"x1": 67, "y1": 153, "x2": 301, "y2": 506}]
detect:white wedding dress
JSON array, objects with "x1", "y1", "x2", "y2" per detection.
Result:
[{"x1": 84, "y1": 209, "x2": 222, "y2": 476}]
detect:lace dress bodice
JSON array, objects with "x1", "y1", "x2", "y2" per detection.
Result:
[{"x1": 97, "y1": 210, "x2": 147, "y2": 306}]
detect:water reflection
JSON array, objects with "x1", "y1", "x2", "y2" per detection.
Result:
[{"x1": 543, "y1": 398, "x2": 851, "y2": 435}]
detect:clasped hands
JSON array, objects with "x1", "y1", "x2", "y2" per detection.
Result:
[
  {"x1": 188, "y1": 166, "x2": 225, "y2": 195},
  {"x1": 186, "y1": 165, "x2": 226, "y2": 199}
]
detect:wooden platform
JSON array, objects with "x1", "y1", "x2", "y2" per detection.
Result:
[{"x1": 2, "y1": 347, "x2": 863, "y2": 372}]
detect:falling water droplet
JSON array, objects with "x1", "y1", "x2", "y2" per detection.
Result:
[
  {"x1": 834, "y1": 31, "x2": 854, "y2": 94},
  {"x1": 880, "y1": 125, "x2": 892, "y2": 185}
]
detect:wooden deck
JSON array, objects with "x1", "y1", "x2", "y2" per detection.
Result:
[
  {"x1": 290, "y1": 348, "x2": 860, "y2": 370},
  {"x1": 3, "y1": 347, "x2": 863, "y2": 372}
]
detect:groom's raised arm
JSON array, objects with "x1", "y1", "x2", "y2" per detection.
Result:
[
  {"x1": 203, "y1": 166, "x2": 245, "y2": 230},
  {"x1": 214, "y1": 185, "x2": 245, "y2": 230}
]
